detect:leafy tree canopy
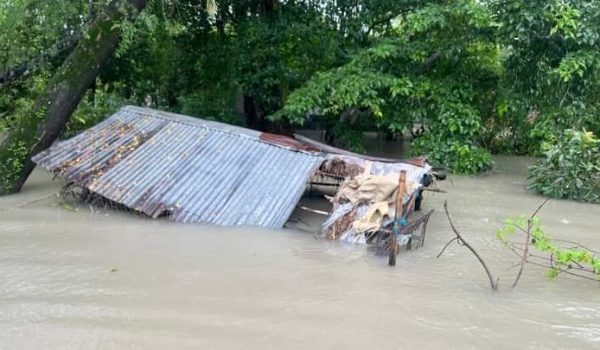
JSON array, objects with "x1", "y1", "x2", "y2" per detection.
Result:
[{"x1": 2, "y1": 0, "x2": 600, "y2": 182}]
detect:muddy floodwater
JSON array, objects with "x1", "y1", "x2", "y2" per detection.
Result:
[{"x1": 1, "y1": 156, "x2": 600, "y2": 349}]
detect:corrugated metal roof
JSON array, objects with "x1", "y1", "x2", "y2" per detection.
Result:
[{"x1": 33, "y1": 106, "x2": 324, "y2": 228}]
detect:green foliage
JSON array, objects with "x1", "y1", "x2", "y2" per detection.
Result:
[
  {"x1": 528, "y1": 130, "x2": 600, "y2": 203},
  {"x1": 103, "y1": 6, "x2": 185, "y2": 108},
  {"x1": 0, "y1": 2, "x2": 70, "y2": 193},
  {"x1": 64, "y1": 81, "x2": 129, "y2": 137},
  {"x1": 235, "y1": 5, "x2": 339, "y2": 116},
  {"x1": 408, "y1": 83, "x2": 495, "y2": 174},
  {"x1": 0, "y1": 73, "x2": 49, "y2": 193},
  {"x1": 0, "y1": 0, "x2": 142, "y2": 194},
  {"x1": 492, "y1": 0, "x2": 600, "y2": 154},
  {"x1": 4, "y1": 0, "x2": 600, "y2": 190},
  {"x1": 0, "y1": 1, "x2": 88, "y2": 76},
  {"x1": 497, "y1": 215, "x2": 600, "y2": 280},
  {"x1": 278, "y1": 0, "x2": 497, "y2": 173},
  {"x1": 275, "y1": 48, "x2": 395, "y2": 124},
  {"x1": 413, "y1": 137, "x2": 493, "y2": 174}
]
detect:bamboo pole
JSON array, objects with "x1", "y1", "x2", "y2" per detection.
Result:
[{"x1": 389, "y1": 170, "x2": 407, "y2": 266}]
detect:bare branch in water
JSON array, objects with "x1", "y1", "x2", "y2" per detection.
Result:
[
  {"x1": 530, "y1": 198, "x2": 550, "y2": 219},
  {"x1": 440, "y1": 200, "x2": 499, "y2": 291},
  {"x1": 437, "y1": 237, "x2": 459, "y2": 258}
]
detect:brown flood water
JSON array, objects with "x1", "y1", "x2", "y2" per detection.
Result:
[{"x1": 1, "y1": 156, "x2": 600, "y2": 349}]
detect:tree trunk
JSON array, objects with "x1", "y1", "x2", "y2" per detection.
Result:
[{"x1": 0, "y1": 0, "x2": 146, "y2": 195}]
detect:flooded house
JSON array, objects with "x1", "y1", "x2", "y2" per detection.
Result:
[{"x1": 33, "y1": 106, "x2": 436, "y2": 261}]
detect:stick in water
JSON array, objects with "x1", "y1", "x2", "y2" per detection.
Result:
[{"x1": 438, "y1": 200, "x2": 499, "y2": 290}]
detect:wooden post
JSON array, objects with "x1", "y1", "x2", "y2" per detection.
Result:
[
  {"x1": 395, "y1": 171, "x2": 407, "y2": 219},
  {"x1": 389, "y1": 170, "x2": 407, "y2": 266}
]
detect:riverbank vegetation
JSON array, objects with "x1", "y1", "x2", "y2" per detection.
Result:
[{"x1": 1, "y1": 0, "x2": 600, "y2": 199}]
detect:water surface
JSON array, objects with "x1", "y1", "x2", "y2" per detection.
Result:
[{"x1": 1, "y1": 156, "x2": 600, "y2": 349}]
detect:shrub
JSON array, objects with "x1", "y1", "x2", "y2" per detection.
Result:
[
  {"x1": 528, "y1": 130, "x2": 600, "y2": 203},
  {"x1": 412, "y1": 136, "x2": 494, "y2": 174}
]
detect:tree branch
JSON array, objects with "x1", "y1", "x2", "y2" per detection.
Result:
[
  {"x1": 363, "y1": 7, "x2": 414, "y2": 38},
  {"x1": 511, "y1": 199, "x2": 549, "y2": 288},
  {"x1": 419, "y1": 51, "x2": 441, "y2": 73},
  {"x1": 511, "y1": 219, "x2": 531, "y2": 288},
  {"x1": 440, "y1": 200, "x2": 499, "y2": 290},
  {"x1": 436, "y1": 237, "x2": 458, "y2": 258}
]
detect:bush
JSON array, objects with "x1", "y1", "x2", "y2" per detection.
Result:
[
  {"x1": 528, "y1": 130, "x2": 600, "y2": 203},
  {"x1": 410, "y1": 101, "x2": 494, "y2": 174},
  {"x1": 412, "y1": 136, "x2": 494, "y2": 174}
]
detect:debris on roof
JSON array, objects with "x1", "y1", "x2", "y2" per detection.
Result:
[
  {"x1": 313, "y1": 155, "x2": 436, "y2": 265},
  {"x1": 318, "y1": 156, "x2": 432, "y2": 244}
]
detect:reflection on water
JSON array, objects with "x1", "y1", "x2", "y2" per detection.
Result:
[{"x1": 1, "y1": 156, "x2": 600, "y2": 349}]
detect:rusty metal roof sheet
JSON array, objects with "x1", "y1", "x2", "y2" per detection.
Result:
[{"x1": 33, "y1": 106, "x2": 324, "y2": 228}]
